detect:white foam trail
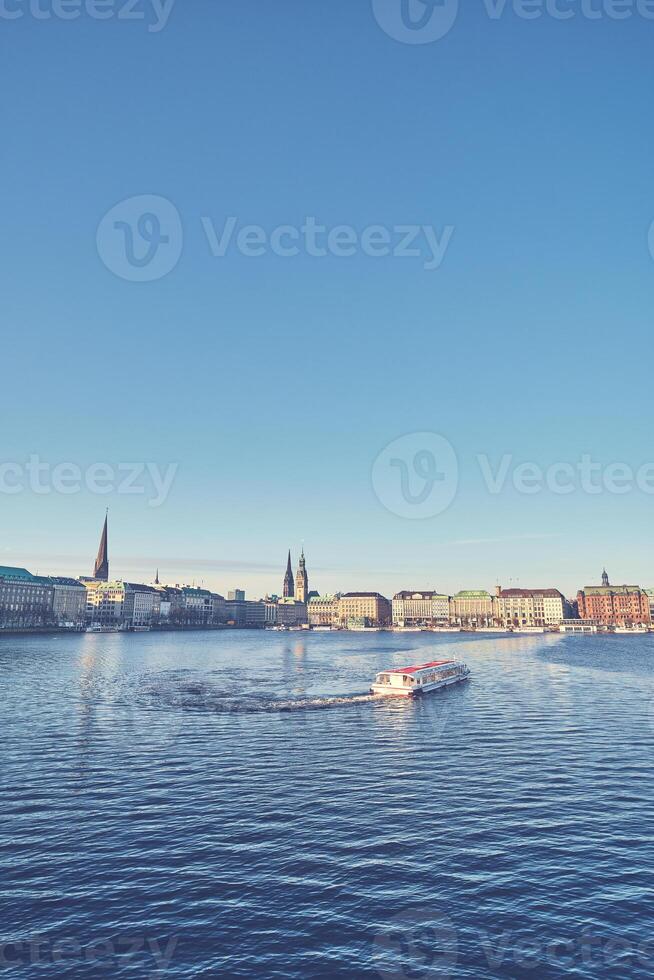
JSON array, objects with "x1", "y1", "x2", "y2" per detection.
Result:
[{"x1": 273, "y1": 693, "x2": 383, "y2": 712}]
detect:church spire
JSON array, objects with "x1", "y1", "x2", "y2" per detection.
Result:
[
  {"x1": 155, "y1": 569, "x2": 160, "y2": 585},
  {"x1": 93, "y1": 510, "x2": 109, "y2": 581},
  {"x1": 283, "y1": 550, "x2": 295, "y2": 597},
  {"x1": 602, "y1": 568, "x2": 609, "y2": 587}
]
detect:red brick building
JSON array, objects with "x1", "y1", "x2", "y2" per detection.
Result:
[{"x1": 577, "y1": 570, "x2": 650, "y2": 627}]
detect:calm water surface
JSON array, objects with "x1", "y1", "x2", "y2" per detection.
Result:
[{"x1": 2, "y1": 630, "x2": 653, "y2": 978}]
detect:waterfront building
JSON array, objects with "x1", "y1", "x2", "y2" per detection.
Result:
[
  {"x1": 154, "y1": 585, "x2": 184, "y2": 621},
  {"x1": 212, "y1": 593, "x2": 226, "y2": 624},
  {"x1": 338, "y1": 593, "x2": 391, "y2": 628},
  {"x1": 50, "y1": 577, "x2": 87, "y2": 626},
  {"x1": 283, "y1": 551, "x2": 294, "y2": 598},
  {"x1": 0, "y1": 566, "x2": 54, "y2": 629},
  {"x1": 84, "y1": 580, "x2": 161, "y2": 628},
  {"x1": 224, "y1": 598, "x2": 267, "y2": 627},
  {"x1": 495, "y1": 587, "x2": 566, "y2": 628},
  {"x1": 83, "y1": 580, "x2": 126, "y2": 626},
  {"x1": 577, "y1": 571, "x2": 650, "y2": 627},
  {"x1": 92, "y1": 512, "x2": 109, "y2": 581},
  {"x1": 242, "y1": 601, "x2": 266, "y2": 627},
  {"x1": 123, "y1": 583, "x2": 161, "y2": 627},
  {"x1": 152, "y1": 584, "x2": 224, "y2": 626},
  {"x1": 295, "y1": 550, "x2": 309, "y2": 603},
  {"x1": 643, "y1": 589, "x2": 654, "y2": 623},
  {"x1": 263, "y1": 599, "x2": 278, "y2": 625},
  {"x1": 392, "y1": 591, "x2": 450, "y2": 627},
  {"x1": 276, "y1": 597, "x2": 308, "y2": 626},
  {"x1": 450, "y1": 590, "x2": 495, "y2": 627},
  {"x1": 180, "y1": 586, "x2": 215, "y2": 625},
  {"x1": 308, "y1": 595, "x2": 339, "y2": 627}
]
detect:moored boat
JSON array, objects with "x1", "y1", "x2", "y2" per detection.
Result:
[{"x1": 370, "y1": 659, "x2": 470, "y2": 698}]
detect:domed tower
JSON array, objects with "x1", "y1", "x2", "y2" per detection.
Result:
[
  {"x1": 296, "y1": 549, "x2": 309, "y2": 603},
  {"x1": 602, "y1": 568, "x2": 610, "y2": 587}
]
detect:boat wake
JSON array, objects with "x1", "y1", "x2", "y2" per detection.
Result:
[
  {"x1": 139, "y1": 674, "x2": 384, "y2": 715},
  {"x1": 269, "y1": 693, "x2": 382, "y2": 712}
]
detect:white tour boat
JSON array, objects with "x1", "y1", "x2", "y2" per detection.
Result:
[{"x1": 371, "y1": 659, "x2": 470, "y2": 698}]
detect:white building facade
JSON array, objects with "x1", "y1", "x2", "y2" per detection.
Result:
[{"x1": 392, "y1": 591, "x2": 450, "y2": 627}]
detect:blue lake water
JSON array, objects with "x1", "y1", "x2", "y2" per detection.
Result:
[{"x1": 2, "y1": 629, "x2": 653, "y2": 978}]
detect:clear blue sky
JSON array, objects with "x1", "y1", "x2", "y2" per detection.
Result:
[{"x1": 2, "y1": 3, "x2": 654, "y2": 598}]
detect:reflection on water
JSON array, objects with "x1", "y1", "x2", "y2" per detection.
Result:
[{"x1": 2, "y1": 629, "x2": 654, "y2": 979}]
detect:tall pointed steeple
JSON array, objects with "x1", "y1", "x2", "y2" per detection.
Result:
[
  {"x1": 295, "y1": 547, "x2": 308, "y2": 603},
  {"x1": 155, "y1": 569, "x2": 160, "y2": 585},
  {"x1": 93, "y1": 511, "x2": 109, "y2": 581},
  {"x1": 283, "y1": 550, "x2": 295, "y2": 597},
  {"x1": 601, "y1": 568, "x2": 609, "y2": 587}
]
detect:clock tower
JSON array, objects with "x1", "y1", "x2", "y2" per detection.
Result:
[{"x1": 295, "y1": 549, "x2": 309, "y2": 603}]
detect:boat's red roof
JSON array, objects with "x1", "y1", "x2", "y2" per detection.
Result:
[{"x1": 386, "y1": 659, "x2": 455, "y2": 675}]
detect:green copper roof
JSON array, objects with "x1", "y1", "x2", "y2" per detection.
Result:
[
  {"x1": 453, "y1": 590, "x2": 492, "y2": 598},
  {"x1": 0, "y1": 566, "x2": 34, "y2": 581},
  {"x1": 583, "y1": 585, "x2": 643, "y2": 595}
]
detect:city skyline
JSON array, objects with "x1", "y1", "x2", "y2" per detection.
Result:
[
  {"x1": 4, "y1": 543, "x2": 652, "y2": 631},
  {"x1": 2, "y1": 511, "x2": 651, "y2": 601}
]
